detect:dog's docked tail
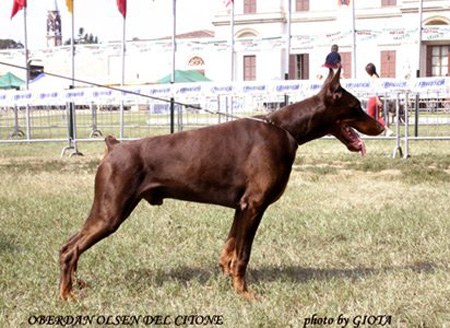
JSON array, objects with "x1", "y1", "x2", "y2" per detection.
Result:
[{"x1": 105, "y1": 135, "x2": 120, "y2": 153}]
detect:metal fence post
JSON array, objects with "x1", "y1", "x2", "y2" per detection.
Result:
[
  {"x1": 177, "y1": 104, "x2": 183, "y2": 132},
  {"x1": 89, "y1": 102, "x2": 102, "y2": 138},
  {"x1": 392, "y1": 93, "x2": 404, "y2": 159},
  {"x1": 119, "y1": 100, "x2": 125, "y2": 139},
  {"x1": 284, "y1": 72, "x2": 289, "y2": 106},
  {"x1": 9, "y1": 105, "x2": 25, "y2": 138},
  {"x1": 217, "y1": 95, "x2": 222, "y2": 124},
  {"x1": 25, "y1": 104, "x2": 31, "y2": 140},
  {"x1": 170, "y1": 97, "x2": 175, "y2": 134},
  {"x1": 383, "y1": 93, "x2": 388, "y2": 126},
  {"x1": 403, "y1": 92, "x2": 410, "y2": 158},
  {"x1": 60, "y1": 97, "x2": 83, "y2": 158},
  {"x1": 414, "y1": 93, "x2": 419, "y2": 137}
]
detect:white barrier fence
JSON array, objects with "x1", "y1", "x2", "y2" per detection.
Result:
[
  {"x1": 1, "y1": 77, "x2": 449, "y2": 107},
  {"x1": 0, "y1": 77, "x2": 449, "y2": 158}
]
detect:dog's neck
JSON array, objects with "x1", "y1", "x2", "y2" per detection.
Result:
[{"x1": 266, "y1": 96, "x2": 329, "y2": 145}]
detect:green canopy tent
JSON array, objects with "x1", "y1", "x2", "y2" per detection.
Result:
[
  {"x1": 157, "y1": 70, "x2": 211, "y2": 84},
  {"x1": 0, "y1": 72, "x2": 25, "y2": 90}
]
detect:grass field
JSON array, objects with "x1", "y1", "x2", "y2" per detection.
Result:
[{"x1": 1, "y1": 139, "x2": 449, "y2": 327}]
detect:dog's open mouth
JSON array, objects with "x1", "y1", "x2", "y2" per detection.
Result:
[{"x1": 334, "y1": 124, "x2": 366, "y2": 156}]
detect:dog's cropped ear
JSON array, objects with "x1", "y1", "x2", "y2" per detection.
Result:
[
  {"x1": 328, "y1": 68, "x2": 343, "y2": 101},
  {"x1": 323, "y1": 68, "x2": 334, "y2": 85},
  {"x1": 330, "y1": 67, "x2": 342, "y2": 86}
]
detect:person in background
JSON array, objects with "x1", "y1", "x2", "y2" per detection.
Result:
[
  {"x1": 323, "y1": 44, "x2": 342, "y2": 69},
  {"x1": 365, "y1": 62, "x2": 393, "y2": 136}
]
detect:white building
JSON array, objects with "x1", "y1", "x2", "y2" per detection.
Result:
[
  {"x1": 213, "y1": 0, "x2": 450, "y2": 80},
  {"x1": 1, "y1": 0, "x2": 449, "y2": 86}
]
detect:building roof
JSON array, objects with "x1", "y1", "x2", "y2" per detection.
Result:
[{"x1": 157, "y1": 30, "x2": 215, "y2": 40}]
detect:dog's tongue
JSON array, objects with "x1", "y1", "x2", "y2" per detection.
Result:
[{"x1": 347, "y1": 127, "x2": 366, "y2": 156}]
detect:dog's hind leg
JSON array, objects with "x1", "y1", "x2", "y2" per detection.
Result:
[
  {"x1": 59, "y1": 194, "x2": 140, "y2": 300},
  {"x1": 59, "y1": 233, "x2": 82, "y2": 300}
]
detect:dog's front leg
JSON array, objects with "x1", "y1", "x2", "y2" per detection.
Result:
[
  {"x1": 228, "y1": 205, "x2": 266, "y2": 300},
  {"x1": 219, "y1": 209, "x2": 242, "y2": 275}
]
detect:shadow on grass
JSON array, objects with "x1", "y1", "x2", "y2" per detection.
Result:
[
  {"x1": 122, "y1": 261, "x2": 439, "y2": 288},
  {"x1": 249, "y1": 262, "x2": 438, "y2": 283}
]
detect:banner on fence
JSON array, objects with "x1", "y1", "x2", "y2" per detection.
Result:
[{"x1": 0, "y1": 77, "x2": 449, "y2": 107}]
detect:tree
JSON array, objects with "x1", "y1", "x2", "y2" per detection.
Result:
[
  {"x1": 0, "y1": 39, "x2": 24, "y2": 49},
  {"x1": 63, "y1": 27, "x2": 99, "y2": 45}
]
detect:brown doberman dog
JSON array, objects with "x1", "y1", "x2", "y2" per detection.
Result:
[{"x1": 59, "y1": 68, "x2": 384, "y2": 300}]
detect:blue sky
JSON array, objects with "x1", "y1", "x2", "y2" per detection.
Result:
[{"x1": 0, "y1": 0, "x2": 218, "y2": 49}]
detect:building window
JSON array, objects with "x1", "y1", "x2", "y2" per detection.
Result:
[
  {"x1": 340, "y1": 52, "x2": 352, "y2": 78},
  {"x1": 381, "y1": 50, "x2": 396, "y2": 77},
  {"x1": 244, "y1": 55, "x2": 256, "y2": 81},
  {"x1": 289, "y1": 54, "x2": 309, "y2": 80},
  {"x1": 244, "y1": 0, "x2": 256, "y2": 14},
  {"x1": 381, "y1": 0, "x2": 396, "y2": 6},
  {"x1": 296, "y1": 0, "x2": 309, "y2": 11},
  {"x1": 426, "y1": 45, "x2": 450, "y2": 77}
]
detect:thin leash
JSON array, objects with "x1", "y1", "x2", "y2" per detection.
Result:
[{"x1": 0, "y1": 60, "x2": 270, "y2": 124}]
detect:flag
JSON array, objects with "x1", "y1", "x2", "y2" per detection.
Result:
[
  {"x1": 117, "y1": 0, "x2": 127, "y2": 18},
  {"x1": 11, "y1": 0, "x2": 26, "y2": 19},
  {"x1": 10, "y1": 0, "x2": 29, "y2": 88},
  {"x1": 224, "y1": 0, "x2": 233, "y2": 7},
  {"x1": 66, "y1": 0, "x2": 73, "y2": 13}
]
